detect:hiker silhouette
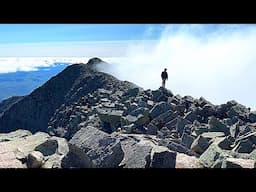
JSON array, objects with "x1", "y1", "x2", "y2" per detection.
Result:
[{"x1": 161, "y1": 68, "x2": 168, "y2": 88}]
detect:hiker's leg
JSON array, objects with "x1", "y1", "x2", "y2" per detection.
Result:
[{"x1": 163, "y1": 79, "x2": 166, "y2": 88}]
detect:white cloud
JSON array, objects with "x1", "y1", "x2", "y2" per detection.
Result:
[{"x1": 99, "y1": 24, "x2": 256, "y2": 109}]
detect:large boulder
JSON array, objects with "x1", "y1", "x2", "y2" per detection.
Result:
[
  {"x1": 35, "y1": 136, "x2": 69, "y2": 168},
  {"x1": 208, "y1": 116, "x2": 230, "y2": 135},
  {"x1": 0, "y1": 144, "x2": 25, "y2": 168},
  {"x1": 0, "y1": 132, "x2": 50, "y2": 158},
  {"x1": 233, "y1": 139, "x2": 255, "y2": 153},
  {"x1": 159, "y1": 139, "x2": 198, "y2": 157},
  {"x1": 199, "y1": 144, "x2": 229, "y2": 168},
  {"x1": 149, "y1": 102, "x2": 172, "y2": 119},
  {"x1": 184, "y1": 111, "x2": 198, "y2": 123},
  {"x1": 181, "y1": 133, "x2": 195, "y2": 149},
  {"x1": 67, "y1": 126, "x2": 124, "y2": 168},
  {"x1": 124, "y1": 87, "x2": 140, "y2": 97},
  {"x1": 227, "y1": 103, "x2": 249, "y2": 120},
  {"x1": 96, "y1": 108, "x2": 124, "y2": 132},
  {"x1": 249, "y1": 111, "x2": 256, "y2": 123},
  {"x1": 150, "y1": 146, "x2": 176, "y2": 168},
  {"x1": 222, "y1": 158, "x2": 256, "y2": 168},
  {"x1": 119, "y1": 138, "x2": 152, "y2": 168},
  {"x1": 190, "y1": 135, "x2": 210, "y2": 154},
  {"x1": 165, "y1": 117, "x2": 191, "y2": 136},
  {"x1": 151, "y1": 87, "x2": 173, "y2": 102},
  {"x1": 27, "y1": 151, "x2": 45, "y2": 168},
  {"x1": 0, "y1": 130, "x2": 74, "y2": 168},
  {"x1": 175, "y1": 153, "x2": 204, "y2": 168}
]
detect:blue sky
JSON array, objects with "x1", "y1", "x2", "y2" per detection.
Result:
[
  {"x1": 0, "y1": 24, "x2": 164, "y2": 42},
  {"x1": 0, "y1": 24, "x2": 164, "y2": 57}
]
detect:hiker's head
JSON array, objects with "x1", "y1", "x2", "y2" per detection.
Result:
[{"x1": 164, "y1": 68, "x2": 167, "y2": 71}]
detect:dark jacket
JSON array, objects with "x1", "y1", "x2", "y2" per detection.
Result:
[{"x1": 161, "y1": 71, "x2": 168, "y2": 80}]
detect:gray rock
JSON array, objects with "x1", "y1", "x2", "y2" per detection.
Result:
[
  {"x1": 119, "y1": 137, "x2": 152, "y2": 168},
  {"x1": 35, "y1": 136, "x2": 69, "y2": 168},
  {"x1": 175, "y1": 153, "x2": 204, "y2": 168},
  {"x1": 216, "y1": 136, "x2": 233, "y2": 150},
  {"x1": 97, "y1": 108, "x2": 124, "y2": 132},
  {"x1": 121, "y1": 115, "x2": 138, "y2": 126},
  {"x1": 68, "y1": 126, "x2": 124, "y2": 168},
  {"x1": 27, "y1": 151, "x2": 45, "y2": 168},
  {"x1": 129, "y1": 107, "x2": 149, "y2": 117},
  {"x1": 198, "y1": 97, "x2": 213, "y2": 107},
  {"x1": 184, "y1": 111, "x2": 198, "y2": 123},
  {"x1": 0, "y1": 129, "x2": 32, "y2": 142},
  {"x1": 227, "y1": 104, "x2": 249, "y2": 119},
  {"x1": 61, "y1": 144, "x2": 95, "y2": 168},
  {"x1": 249, "y1": 111, "x2": 256, "y2": 123},
  {"x1": 193, "y1": 125, "x2": 209, "y2": 136},
  {"x1": 157, "y1": 127, "x2": 172, "y2": 139},
  {"x1": 222, "y1": 158, "x2": 255, "y2": 168},
  {"x1": 201, "y1": 132, "x2": 225, "y2": 141},
  {"x1": 208, "y1": 116, "x2": 230, "y2": 135},
  {"x1": 250, "y1": 149, "x2": 256, "y2": 160},
  {"x1": 199, "y1": 144, "x2": 229, "y2": 168},
  {"x1": 125, "y1": 87, "x2": 140, "y2": 97},
  {"x1": 168, "y1": 97, "x2": 180, "y2": 105},
  {"x1": 175, "y1": 104, "x2": 186, "y2": 113},
  {"x1": 176, "y1": 117, "x2": 191, "y2": 136},
  {"x1": 233, "y1": 139, "x2": 255, "y2": 153},
  {"x1": 200, "y1": 104, "x2": 216, "y2": 117},
  {"x1": 230, "y1": 122, "x2": 240, "y2": 138},
  {"x1": 159, "y1": 139, "x2": 198, "y2": 157},
  {"x1": 146, "y1": 123, "x2": 159, "y2": 135},
  {"x1": 152, "y1": 87, "x2": 173, "y2": 102},
  {"x1": 150, "y1": 146, "x2": 176, "y2": 168},
  {"x1": 122, "y1": 124, "x2": 136, "y2": 134},
  {"x1": 149, "y1": 102, "x2": 172, "y2": 119},
  {"x1": 191, "y1": 135, "x2": 210, "y2": 154},
  {"x1": 150, "y1": 110, "x2": 178, "y2": 130},
  {"x1": 181, "y1": 133, "x2": 195, "y2": 149}
]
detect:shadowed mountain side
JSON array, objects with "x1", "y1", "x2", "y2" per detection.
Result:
[{"x1": 0, "y1": 58, "x2": 140, "y2": 133}]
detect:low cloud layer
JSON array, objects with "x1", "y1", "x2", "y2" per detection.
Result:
[
  {"x1": 0, "y1": 57, "x2": 91, "y2": 73},
  {"x1": 101, "y1": 24, "x2": 256, "y2": 109}
]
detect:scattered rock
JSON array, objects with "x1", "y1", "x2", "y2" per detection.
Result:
[
  {"x1": 208, "y1": 116, "x2": 229, "y2": 135},
  {"x1": 27, "y1": 151, "x2": 45, "y2": 168},
  {"x1": 149, "y1": 102, "x2": 172, "y2": 119},
  {"x1": 191, "y1": 135, "x2": 210, "y2": 154},
  {"x1": 68, "y1": 126, "x2": 124, "y2": 168},
  {"x1": 181, "y1": 133, "x2": 195, "y2": 149},
  {"x1": 222, "y1": 158, "x2": 255, "y2": 168},
  {"x1": 150, "y1": 146, "x2": 176, "y2": 168}
]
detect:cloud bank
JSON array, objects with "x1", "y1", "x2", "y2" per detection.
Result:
[
  {"x1": 0, "y1": 57, "x2": 90, "y2": 73},
  {"x1": 100, "y1": 24, "x2": 256, "y2": 109}
]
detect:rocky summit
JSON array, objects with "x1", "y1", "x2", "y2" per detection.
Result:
[{"x1": 1, "y1": 57, "x2": 256, "y2": 168}]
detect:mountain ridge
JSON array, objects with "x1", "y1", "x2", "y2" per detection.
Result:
[{"x1": 0, "y1": 58, "x2": 140, "y2": 133}]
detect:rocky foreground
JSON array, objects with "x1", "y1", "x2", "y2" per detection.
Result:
[{"x1": 1, "y1": 58, "x2": 256, "y2": 168}]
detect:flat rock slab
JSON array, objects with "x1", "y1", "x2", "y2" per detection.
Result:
[
  {"x1": 0, "y1": 143, "x2": 25, "y2": 168},
  {"x1": 175, "y1": 153, "x2": 204, "y2": 168},
  {"x1": 223, "y1": 158, "x2": 256, "y2": 168}
]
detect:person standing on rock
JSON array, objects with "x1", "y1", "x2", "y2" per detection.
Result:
[{"x1": 161, "y1": 68, "x2": 168, "y2": 88}]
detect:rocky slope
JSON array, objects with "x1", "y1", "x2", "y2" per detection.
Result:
[{"x1": 1, "y1": 57, "x2": 256, "y2": 168}]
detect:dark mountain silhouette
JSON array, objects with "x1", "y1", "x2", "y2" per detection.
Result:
[{"x1": 0, "y1": 58, "x2": 139, "y2": 133}]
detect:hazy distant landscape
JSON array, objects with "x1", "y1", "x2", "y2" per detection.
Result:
[{"x1": 0, "y1": 63, "x2": 68, "y2": 101}]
